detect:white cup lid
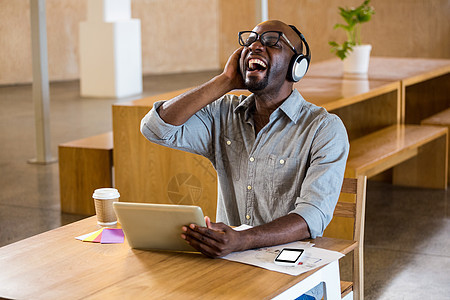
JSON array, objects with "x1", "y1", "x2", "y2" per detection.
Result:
[{"x1": 93, "y1": 188, "x2": 120, "y2": 200}]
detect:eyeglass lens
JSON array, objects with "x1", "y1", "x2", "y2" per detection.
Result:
[{"x1": 239, "y1": 31, "x2": 281, "y2": 47}]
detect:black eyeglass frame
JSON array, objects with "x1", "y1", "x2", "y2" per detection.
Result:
[{"x1": 238, "y1": 31, "x2": 298, "y2": 55}]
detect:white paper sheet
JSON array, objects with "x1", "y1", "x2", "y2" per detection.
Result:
[{"x1": 222, "y1": 225, "x2": 344, "y2": 276}]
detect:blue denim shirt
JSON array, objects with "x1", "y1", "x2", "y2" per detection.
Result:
[{"x1": 140, "y1": 89, "x2": 349, "y2": 238}]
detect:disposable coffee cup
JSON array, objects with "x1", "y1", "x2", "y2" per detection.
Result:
[{"x1": 93, "y1": 188, "x2": 120, "y2": 226}]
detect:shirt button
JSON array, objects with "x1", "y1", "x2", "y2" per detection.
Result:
[
  {"x1": 226, "y1": 140, "x2": 232, "y2": 145},
  {"x1": 279, "y1": 159, "x2": 285, "y2": 165},
  {"x1": 247, "y1": 185, "x2": 252, "y2": 190},
  {"x1": 246, "y1": 215, "x2": 251, "y2": 220},
  {"x1": 249, "y1": 157, "x2": 255, "y2": 162}
]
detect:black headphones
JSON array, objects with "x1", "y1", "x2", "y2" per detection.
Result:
[{"x1": 287, "y1": 25, "x2": 311, "y2": 82}]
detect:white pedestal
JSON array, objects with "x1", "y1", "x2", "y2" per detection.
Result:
[
  {"x1": 87, "y1": 0, "x2": 131, "y2": 22},
  {"x1": 79, "y1": 0, "x2": 142, "y2": 98}
]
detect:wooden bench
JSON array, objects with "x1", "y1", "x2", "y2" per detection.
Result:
[
  {"x1": 59, "y1": 132, "x2": 113, "y2": 215},
  {"x1": 421, "y1": 107, "x2": 450, "y2": 184},
  {"x1": 345, "y1": 124, "x2": 448, "y2": 189}
]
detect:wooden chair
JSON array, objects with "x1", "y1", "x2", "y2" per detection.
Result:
[{"x1": 335, "y1": 176, "x2": 367, "y2": 300}]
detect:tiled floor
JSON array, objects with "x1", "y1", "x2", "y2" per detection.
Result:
[
  {"x1": 1, "y1": 73, "x2": 449, "y2": 299},
  {"x1": 362, "y1": 181, "x2": 450, "y2": 299}
]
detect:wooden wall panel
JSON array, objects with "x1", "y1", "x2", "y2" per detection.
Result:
[
  {"x1": 0, "y1": 0, "x2": 219, "y2": 85},
  {"x1": 133, "y1": 0, "x2": 219, "y2": 75},
  {"x1": 218, "y1": 0, "x2": 256, "y2": 67},
  {"x1": 267, "y1": 0, "x2": 450, "y2": 64},
  {"x1": 1, "y1": 0, "x2": 448, "y2": 84},
  {"x1": 0, "y1": 0, "x2": 87, "y2": 84}
]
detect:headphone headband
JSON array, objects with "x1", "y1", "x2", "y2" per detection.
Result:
[
  {"x1": 288, "y1": 25, "x2": 311, "y2": 62},
  {"x1": 286, "y1": 25, "x2": 311, "y2": 82}
]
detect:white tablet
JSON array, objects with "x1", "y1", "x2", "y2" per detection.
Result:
[{"x1": 113, "y1": 202, "x2": 206, "y2": 252}]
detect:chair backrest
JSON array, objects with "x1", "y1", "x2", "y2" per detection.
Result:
[
  {"x1": 335, "y1": 176, "x2": 367, "y2": 300},
  {"x1": 335, "y1": 176, "x2": 367, "y2": 243}
]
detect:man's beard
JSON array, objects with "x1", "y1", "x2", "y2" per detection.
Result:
[{"x1": 245, "y1": 72, "x2": 269, "y2": 92}]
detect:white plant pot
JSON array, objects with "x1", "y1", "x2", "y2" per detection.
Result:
[{"x1": 343, "y1": 44, "x2": 372, "y2": 75}]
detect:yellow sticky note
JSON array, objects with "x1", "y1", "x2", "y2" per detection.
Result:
[{"x1": 83, "y1": 228, "x2": 104, "y2": 242}]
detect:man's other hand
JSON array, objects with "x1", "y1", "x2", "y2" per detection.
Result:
[{"x1": 181, "y1": 216, "x2": 242, "y2": 258}]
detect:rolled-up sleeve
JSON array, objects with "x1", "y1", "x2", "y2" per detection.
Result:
[
  {"x1": 290, "y1": 115, "x2": 349, "y2": 238},
  {"x1": 140, "y1": 100, "x2": 214, "y2": 159},
  {"x1": 141, "y1": 101, "x2": 180, "y2": 142},
  {"x1": 140, "y1": 101, "x2": 181, "y2": 141}
]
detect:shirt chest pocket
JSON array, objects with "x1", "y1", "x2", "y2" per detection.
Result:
[
  {"x1": 267, "y1": 154, "x2": 300, "y2": 199},
  {"x1": 219, "y1": 135, "x2": 244, "y2": 181}
]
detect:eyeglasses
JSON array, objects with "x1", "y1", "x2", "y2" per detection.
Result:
[{"x1": 238, "y1": 31, "x2": 298, "y2": 54}]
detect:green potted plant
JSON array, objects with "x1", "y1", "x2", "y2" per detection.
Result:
[{"x1": 329, "y1": 0, "x2": 375, "y2": 74}]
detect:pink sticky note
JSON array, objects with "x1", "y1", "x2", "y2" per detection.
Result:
[
  {"x1": 100, "y1": 228, "x2": 124, "y2": 244},
  {"x1": 82, "y1": 228, "x2": 104, "y2": 242},
  {"x1": 93, "y1": 231, "x2": 103, "y2": 243}
]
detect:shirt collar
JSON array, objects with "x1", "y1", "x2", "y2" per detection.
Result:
[
  {"x1": 278, "y1": 89, "x2": 305, "y2": 124},
  {"x1": 234, "y1": 89, "x2": 305, "y2": 124},
  {"x1": 234, "y1": 93, "x2": 255, "y2": 122}
]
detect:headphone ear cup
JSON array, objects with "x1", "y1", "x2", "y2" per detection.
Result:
[{"x1": 287, "y1": 54, "x2": 309, "y2": 82}]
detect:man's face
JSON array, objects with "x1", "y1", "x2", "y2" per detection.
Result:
[{"x1": 239, "y1": 23, "x2": 294, "y2": 93}]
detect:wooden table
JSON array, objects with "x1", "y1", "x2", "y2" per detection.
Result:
[
  {"x1": 0, "y1": 217, "x2": 355, "y2": 299},
  {"x1": 307, "y1": 56, "x2": 450, "y2": 124}
]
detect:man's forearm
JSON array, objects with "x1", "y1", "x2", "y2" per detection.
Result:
[
  {"x1": 238, "y1": 214, "x2": 311, "y2": 251},
  {"x1": 182, "y1": 213, "x2": 311, "y2": 258},
  {"x1": 158, "y1": 74, "x2": 235, "y2": 126}
]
